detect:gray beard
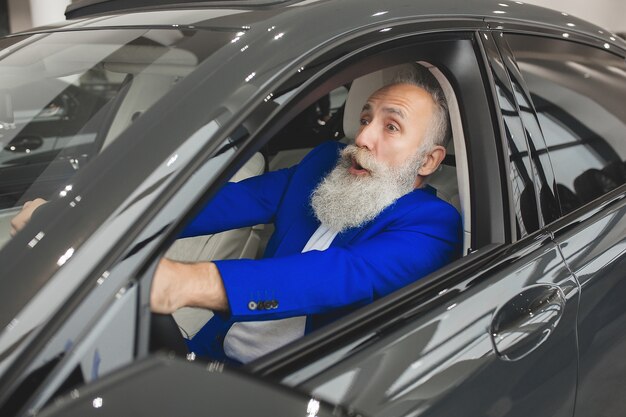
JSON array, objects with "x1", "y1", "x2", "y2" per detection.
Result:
[{"x1": 310, "y1": 144, "x2": 427, "y2": 233}]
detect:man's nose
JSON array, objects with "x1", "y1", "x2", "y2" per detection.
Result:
[{"x1": 355, "y1": 122, "x2": 375, "y2": 150}]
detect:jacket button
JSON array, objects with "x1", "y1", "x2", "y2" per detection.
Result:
[
  {"x1": 271, "y1": 300, "x2": 278, "y2": 309},
  {"x1": 258, "y1": 301, "x2": 266, "y2": 310},
  {"x1": 248, "y1": 301, "x2": 257, "y2": 311}
]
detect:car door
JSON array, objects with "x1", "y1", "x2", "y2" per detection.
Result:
[
  {"x1": 38, "y1": 355, "x2": 347, "y2": 417},
  {"x1": 501, "y1": 33, "x2": 626, "y2": 417},
  {"x1": 247, "y1": 30, "x2": 580, "y2": 417}
]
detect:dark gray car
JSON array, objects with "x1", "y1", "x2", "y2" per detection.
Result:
[{"x1": 0, "y1": 0, "x2": 624, "y2": 416}]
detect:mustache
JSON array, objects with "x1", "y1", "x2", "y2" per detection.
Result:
[{"x1": 340, "y1": 144, "x2": 382, "y2": 173}]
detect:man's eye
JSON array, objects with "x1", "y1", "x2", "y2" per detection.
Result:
[
  {"x1": 387, "y1": 124, "x2": 399, "y2": 132},
  {"x1": 359, "y1": 118, "x2": 369, "y2": 126}
]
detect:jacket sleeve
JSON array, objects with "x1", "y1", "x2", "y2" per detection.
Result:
[
  {"x1": 215, "y1": 200, "x2": 462, "y2": 321},
  {"x1": 179, "y1": 167, "x2": 295, "y2": 238},
  {"x1": 180, "y1": 141, "x2": 340, "y2": 238}
]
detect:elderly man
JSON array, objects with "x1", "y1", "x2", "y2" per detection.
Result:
[{"x1": 150, "y1": 70, "x2": 462, "y2": 364}]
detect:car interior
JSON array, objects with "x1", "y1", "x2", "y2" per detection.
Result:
[{"x1": 167, "y1": 61, "x2": 472, "y2": 342}]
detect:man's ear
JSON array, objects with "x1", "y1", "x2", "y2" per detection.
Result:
[{"x1": 418, "y1": 145, "x2": 446, "y2": 177}]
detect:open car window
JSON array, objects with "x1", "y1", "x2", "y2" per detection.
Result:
[{"x1": 163, "y1": 50, "x2": 474, "y2": 364}]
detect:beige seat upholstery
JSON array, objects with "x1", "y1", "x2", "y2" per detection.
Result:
[
  {"x1": 167, "y1": 152, "x2": 265, "y2": 338},
  {"x1": 425, "y1": 141, "x2": 461, "y2": 213},
  {"x1": 268, "y1": 148, "x2": 312, "y2": 171},
  {"x1": 427, "y1": 164, "x2": 461, "y2": 212}
]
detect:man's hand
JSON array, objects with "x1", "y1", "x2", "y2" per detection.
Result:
[
  {"x1": 150, "y1": 258, "x2": 229, "y2": 314},
  {"x1": 10, "y1": 198, "x2": 48, "y2": 237}
]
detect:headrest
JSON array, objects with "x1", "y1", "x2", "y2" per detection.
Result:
[{"x1": 343, "y1": 64, "x2": 416, "y2": 140}]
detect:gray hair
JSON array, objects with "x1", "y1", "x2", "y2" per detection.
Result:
[{"x1": 389, "y1": 65, "x2": 451, "y2": 149}]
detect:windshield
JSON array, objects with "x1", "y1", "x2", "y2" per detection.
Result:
[{"x1": 0, "y1": 27, "x2": 234, "y2": 249}]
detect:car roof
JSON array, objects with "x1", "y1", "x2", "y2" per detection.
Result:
[
  {"x1": 65, "y1": 0, "x2": 297, "y2": 19},
  {"x1": 16, "y1": 0, "x2": 622, "y2": 53}
]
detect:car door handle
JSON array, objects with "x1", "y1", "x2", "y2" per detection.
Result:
[{"x1": 489, "y1": 284, "x2": 566, "y2": 361}]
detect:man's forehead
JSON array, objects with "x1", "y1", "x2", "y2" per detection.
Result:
[{"x1": 362, "y1": 83, "x2": 432, "y2": 115}]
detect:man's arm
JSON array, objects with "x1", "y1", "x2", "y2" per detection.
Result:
[
  {"x1": 152, "y1": 197, "x2": 461, "y2": 319},
  {"x1": 150, "y1": 258, "x2": 228, "y2": 313},
  {"x1": 181, "y1": 141, "x2": 340, "y2": 239},
  {"x1": 218, "y1": 203, "x2": 461, "y2": 320},
  {"x1": 179, "y1": 166, "x2": 296, "y2": 238},
  {"x1": 150, "y1": 168, "x2": 298, "y2": 312},
  {"x1": 151, "y1": 142, "x2": 343, "y2": 313}
]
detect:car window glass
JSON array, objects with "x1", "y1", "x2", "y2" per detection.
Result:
[
  {"x1": 0, "y1": 28, "x2": 234, "y2": 213},
  {"x1": 506, "y1": 35, "x2": 626, "y2": 215},
  {"x1": 0, "y1": 28, "x2": 237, "y2": 250}
]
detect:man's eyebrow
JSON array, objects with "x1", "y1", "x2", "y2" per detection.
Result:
[
  {"x1": 360, "y1": 103, "x2": 405, "y2": 119},
  {"x1": 382, "y1": 107, "x2": 405, "y2": 119}
]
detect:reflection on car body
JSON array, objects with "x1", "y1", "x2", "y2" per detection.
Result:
[{"x1": 0, "y1": 0, "x2": 624, "y2": 416}]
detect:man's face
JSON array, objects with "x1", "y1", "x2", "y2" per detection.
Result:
[
  {"x1": 351, "y1": 83, "x2": 435, "y2": 175},
  {"x1": 311, "y1": 82, "x2": 445, "y2": 232},
  {"x1": 310, "y1": 83, "x2": 437, "y2": 232}
]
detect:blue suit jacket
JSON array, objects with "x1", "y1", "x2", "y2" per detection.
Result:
[{"x1": 182, "y1": 141, "x2": 462, "y2": 361}]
